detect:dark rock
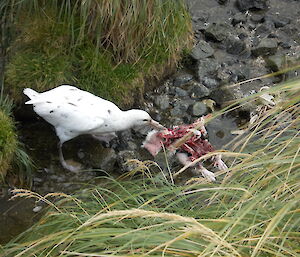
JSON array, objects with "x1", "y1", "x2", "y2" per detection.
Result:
[
  {"x1": 83, "y1": 145, "x2": 117, "y2": 171},
  {"x1": 189, "y1": 102, "x2": 208, "y2": 116},
  {"x1": 191, "y1": 11, "x2": 210, "y2": 31},
  {"x1": 225, "y1": 36, "x2": 247, "y2": 55},
  {"x1": 197, "y1": 58, "x2": 220, "y2": 80},
  {"x1": 202, "y1": 77, "x2": 220, "y2": 89},
  {"x1": 254, "y1": 24, "x2": 273, "y2": 38},
  {"x1": 232, "y1": 13, "x2": 247, "y2": 25},
  {"x1": 205, "y1": 23, "x2": 232, "y2": 42},
  {"x1": 173, "y1": 73, "x2": 193, "y2": 87},
  {"x1": 171, "y1": 100, "x2": 192, "y2": 117},
  {"x1": 250, "y1": 14, "x2": 265, "y2": 23},
  {"x1": 117, "y1": 150, "x2": 140, "y2": 173},
  {"x1": 266, "y1": 14, "x2": 291, "y2": 28},
  {"x1": 265, "y1": 54, "x2": 284, "y2": 72},
  {"x1": 154, "y1": 95, "x2": 170, "y2": 110},
  {"x1": 188, "y1": 81, "x2": 211, "y2": 98},
  {"x1": 191, "y1": 40, "x2": 214, "y2": 60},
  {"x1": 175, "y1": 87, "x2": 189, "y2": 97},
  {"x1": 236, "y1": 0, "x2": 268, "y2": 12},
  {"x1": 252, "y1": 38, "x2": 278, "y2": 56}
]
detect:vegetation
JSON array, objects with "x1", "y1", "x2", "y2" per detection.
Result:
[
  {"x1": 2, "y1": 0, "x2": 192, "y2": 106},
  {"x1": 0, "y1": 96, "x2": 32, "y2": 185},
  {"x1": 0, "y1": 97, "x2": 17, "y2": 179},
  {"x1": 2, "y1": 79, "x2": 299, "y2": 256}
]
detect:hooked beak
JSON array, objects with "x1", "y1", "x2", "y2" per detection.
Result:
[{"x1": 149, "y1": 119, "x2": 166, "y2": 130}]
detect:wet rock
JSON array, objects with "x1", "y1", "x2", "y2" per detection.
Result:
[
  {"x1": 191, "y1": 40, "x2": 214, "y2": 60},
  {"x1": 236, "y1": 0, "x2": 268, "y2": 12},
  {"x1": 80, "y1": 142, "x2": 117, "y2": 171},
  {"x1": 197, "y1": 58, "x2": 220, "y2": 80},
  {"x1": 252, "y1": 38, "x2": 278, "y2": 56},
  {"x1": 250, "y1": 14, "x2": 265, "y2": 23},
  {"x1": 188, "y1": 81, "x2": 211, "y2": 98},
  {"x1": 175, "y1": 87, "x2": 189, "y2": 97},
  {"x1": 265, "y1": 54, "x2": 284, "y2": 71},
  {"x1": 191, "y1": 11, "x2": 210, "y2": 31},
  {"x1": 225, "y1": 35, "x2": 247, "y2": 55},
  {"x1": 190, "y1": 102, "x2": 208, "y2": 116},
  {"x1": 117, "y1": 150, "x2": 140, "y2": 173},
  {"x1": 170, "y1": 100, "x2": 193, "y2": 117},
  {"x1": 232, "y1": 13, "x2": 247, "y2": 25},
  {"x1": 254, "y1": 24, "x2": 273, "y2": 38},
  {"x1": 154, "y1": 95, "x2": 170, "y2": 110},
  {"x1": 173, "y1": 73, "x2": 193, "y2": 87},
  {"x1": 205, "y1": 23, "x2": 232, "y2": 42},
  {"x1": 266, "y1": 14, "x2": 291, "y2": 28},
  {"x1": 202, "y1": 77, "x2": 220, "y2": 89},
  {"x1": 218, "y1": 0, "x2": 229, "y2": 4},
  {"x1": 117, "y1": 130, "x2": 138, "y2": 150}
]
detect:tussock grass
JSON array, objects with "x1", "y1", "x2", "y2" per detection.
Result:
[
  {"x1": 0, "y1": 97, "x2": 17, "y2": 179},
  {"x1": 0, "y1": 96, "x2": 33, "y2": 185},
  {"x1": 2, "y1": 0, "x2": 192, "y2": 106},
  {"x1": 2, "y1": 79, "x2": 299, "y2": 256}
]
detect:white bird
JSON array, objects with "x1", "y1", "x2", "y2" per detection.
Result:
[{"x1": 24, "y1": 85, "x2": 164, "y2": 171}]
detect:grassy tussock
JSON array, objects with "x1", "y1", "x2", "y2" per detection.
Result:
[
  {"x1": 3, "y1": 0, "x2": 192, "y2": 106},
  {"x1": 0, "y1": 96, "x2": 17, "y2": 179},
  {"x1": 0, "y1": 96, "x2": 32, "y2": 185},
  {"x1": 2, "y1": 79, "x2": 299, "y2": 256}
]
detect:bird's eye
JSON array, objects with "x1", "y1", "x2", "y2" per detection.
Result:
[{"x1": 143, "y1": 119, "x2": 148, "y2": 122}]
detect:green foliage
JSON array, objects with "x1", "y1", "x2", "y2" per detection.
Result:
[
  {"x1": 0, "y1": 96, "x2": 32, "y2": 184},
  {"x1": 74, "y1": 45, "x2": 139, "y2": 105},
  {"x1": 0, "y1": 101, "x2": 17, "y2": 178},
  {"x1": 2, "y1": 80, "x2": 300, "y2": 256},
  {"x1": 3, "y1": 0, "x2": 192, "y2": 106},
  {"x1": 5, "y1": 50, "x2": 74, "y2": 102}
]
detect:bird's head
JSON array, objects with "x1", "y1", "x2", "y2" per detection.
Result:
[{"x1": 130, "y1": 110, "x2": 165, "y2": 130}]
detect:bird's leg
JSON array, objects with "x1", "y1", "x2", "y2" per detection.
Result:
[{"x1": 58, "y1": 142, "x2": 81, "y2": 172}]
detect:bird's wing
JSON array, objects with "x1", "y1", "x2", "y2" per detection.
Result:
[
  {"x1": 30, "y1": 86, "x2": 120, "y2": 133},
  {"x1": 33, "y1": 101, "x2": 106, "y2": 132}
]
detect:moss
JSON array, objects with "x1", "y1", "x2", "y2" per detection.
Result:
[{"x1": 0, "y1": 110, "x2": 17, "y2": 179}]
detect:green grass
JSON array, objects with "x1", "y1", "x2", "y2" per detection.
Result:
[
  {"x1": 3, "y1": 0, "x2": 192, "y2": 107},
  {"x1": 0, "y1": 97, "x2": 17, "y2": 179},
  {"x1": 2, "y1": 79, "x2": 299, "y2": 256},
  {"x1": 0, "y1": 96, "x2": 33, "y2": 185}
]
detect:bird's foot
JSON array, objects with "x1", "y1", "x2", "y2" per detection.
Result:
[
  {"x1": 213, "y1": 154, "x2": 228, "y2": 170},
  {"x1": 193, "y1": 165, "x2": 216, "y2": 182}
]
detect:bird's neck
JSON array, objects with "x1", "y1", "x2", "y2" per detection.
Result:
[{"x1": 111, "y1": 110, "x2": 139, "y2": 131}]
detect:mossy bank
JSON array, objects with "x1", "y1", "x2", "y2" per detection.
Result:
[{"x1": 3, "y1": 0, "x2": 192, "y2": 107}]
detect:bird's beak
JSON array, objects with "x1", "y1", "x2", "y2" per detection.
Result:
[{"x1": 149, "y1": 119, "x2": 165, "y2": 130}]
